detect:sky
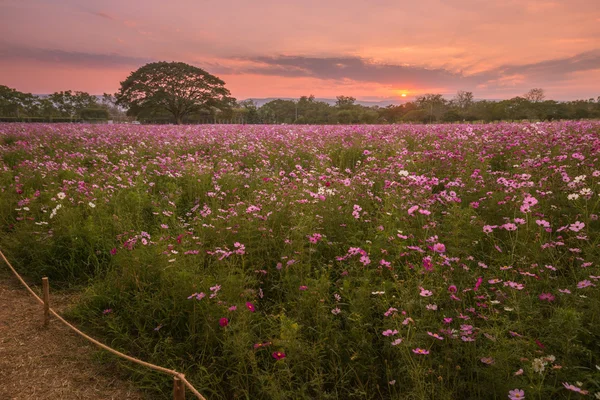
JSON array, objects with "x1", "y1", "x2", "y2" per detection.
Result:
[{"x1": 1, "y1": 0, "x2": 599, "y2": 102}]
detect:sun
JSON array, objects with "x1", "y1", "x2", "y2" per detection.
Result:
[{"x1": 401, "y1": 93, "x2": 407, "y2": 97}]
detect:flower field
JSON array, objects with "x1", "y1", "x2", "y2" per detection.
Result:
[{"x1": 1, "y1": 122, "x2": 600, "y2": 399}]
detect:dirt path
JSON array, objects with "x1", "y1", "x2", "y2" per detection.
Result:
[{"x1": 0, "y1": 272, "x2": 145, "y2": 400}]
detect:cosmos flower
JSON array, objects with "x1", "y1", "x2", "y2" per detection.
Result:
[{"x1": 508, "y1": 389, "x2": 525, "y2": 399}]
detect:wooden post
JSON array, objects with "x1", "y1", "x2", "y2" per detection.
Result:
[
  {"x1": 173, "y1": 375, "x2": 185, "y2": 400},
  {"x1": 42, "y1": 277, "x2": 50, "y2": 326}
]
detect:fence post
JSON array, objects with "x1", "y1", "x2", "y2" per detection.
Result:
[
  {"x1": 42, "y1": 277, "x2": 50, "y2": 326},
  {"x1": 173, "y1": 375, "x2": 186, "y2": 400}
]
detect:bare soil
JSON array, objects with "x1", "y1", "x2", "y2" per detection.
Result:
[{"x1": 0, "y1": 272, "x2": 145, "y2": 400}]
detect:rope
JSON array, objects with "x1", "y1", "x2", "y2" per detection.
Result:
[{"x1": 0, "y1": 248, "x2": 207, "y2": 400}]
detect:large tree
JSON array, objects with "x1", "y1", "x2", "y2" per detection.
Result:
[{"x1": 115, "y1": 62, "x2": 235, "y2": 124}]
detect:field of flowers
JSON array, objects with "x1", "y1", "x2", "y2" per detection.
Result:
[{"x1": 1, "y1": 122, "x2": 600, "y2": 399}]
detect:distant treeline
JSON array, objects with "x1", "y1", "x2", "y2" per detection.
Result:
[
  {"x1": 0, "y1": 86, "x2": 129, "y2": 122},
  {"x1": 2, "y1": 85, "x2": 599, "y2": 124},
  {"x1": 235, "y1": 90, "x2": 600, "y2": 125}
]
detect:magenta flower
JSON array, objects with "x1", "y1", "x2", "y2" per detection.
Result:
[
  {"x1": 538, "y1": 292, "x2": 555, "y2": 302},
  {"x1": 447, "y1": 285, "x2": 457, "y2": 293},
  {"x1": 272, "y1": 351, "x2": 286, "y2": 360},
  {"x1": 219, "y1": 317, "x2": 229, "y2": 327},
  {"x1": 412, "y1": 348, "x2": 429, "y2": 355},
  {"x1": 245, "y1": 302, "x2": 256, "y2": 312}
]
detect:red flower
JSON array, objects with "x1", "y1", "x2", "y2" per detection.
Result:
[
  {"x1": 219, "y1": 317, "x2": 229, "y2": 327},
  {"x1": 246, "y1": 302, "x2": 255, "y2": 312},
  {"x1": 272, "y1": 351, "x2": 286, "y2": 360}
]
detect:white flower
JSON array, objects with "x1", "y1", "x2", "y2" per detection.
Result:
[
  {"x1": 532, "y1": 358, "x2": 547, "y2": 374},
  {"x1": 57, "y1": 192, "x2": 66, "y2": 200},
  {"x1": 398, "y1": 170, "x2": 409, "y2": 177},
  {"x1": 580, "y1": 188, "x2": 592, "y2": 196},
  {"x1": 567, "y1": 193, "x2": 580, "y2": 200},
  {"x1": 88, "y1": 202, "x2": 96, "y2": 208},
  {"x1": 49, "y1": 204, "x2": 62, "y2": 219}
]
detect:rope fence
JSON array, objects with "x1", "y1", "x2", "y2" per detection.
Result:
[{"x1": 0, "y1": 248, "x2": 207, "y2": 400}]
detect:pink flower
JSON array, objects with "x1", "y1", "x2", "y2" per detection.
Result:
[
  {"x1": 246, "y1": 302, "x2": 256, "y2": 312},
  {"x1": 427, "y1": 332, "x2": 444, "y2": 340},
  {"x1": 419, "y1": 287, "x2": 433, "y2": 297},
  {"x1": 110, "y1": 248, "x2": 117, "y2": 255},
  {"x1": 508, "y1": 388, "x2": 525, "y2": 399},
  {"x1": 448, "y1": 285, "x2": 457, "y2": 293},
  {"x1": 102, "y1": 308, "x2": 112, "y2": 315},
  {"x1": 577, "y1": 280, "x2": 595, "y2": 289},
  {"x1": 480, "y1": 357, "x2": 494, "y2": 365},
  {"x1": 299, "y1": 285, "x2": 308, "y2": 291},
  {"x1": 219, "y1": 317, "x2": 229, "y2": 327},
  {"x1": 483, "y1": 225, "x2": 495, "y2": 234},
  {"x1": 432, "y1": 243, "x2": 446, "y2": 253},
  {"x1": 474, "y1": 277, "x2": 483, "y2": 291},
  {"x1": 569, "y1": 221, "x2": 585, "y2": 232},
  {"x1": 562, "y1": 382, "x2": 588, "y2": 395},
  {"x1": 384, "y1": 307, "x2": 397, "y2": 317},
  {"x1": 272, "y1": 351, "x2": 286, "y2": 360},
  {"x1": 391, "y1": 338, "x2": 403, "y2": 346},
  {"x1": 412, "y1": 348, "x2": 429, "y2": 355},
  {"x1": 407, "y1": 205, "x2": 419, "y2": 215},
  {"x1": 382, "y1": 329, "x2": 399, "y2": 337}
]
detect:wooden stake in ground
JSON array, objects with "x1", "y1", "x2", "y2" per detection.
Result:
[
  {"x1": 173, "y1": 375, "x2": 186, "y2": 400},
  {"x1": 42, "y1": 277, "x2": 49, "y2": 326}
]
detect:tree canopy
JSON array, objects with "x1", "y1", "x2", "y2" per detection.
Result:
[{"x1": 115, "y1": 62, "x2": 235, "y2": 124}]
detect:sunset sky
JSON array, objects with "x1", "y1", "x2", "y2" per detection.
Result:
[{"x1": 1, "y1": 0, "x2": 599, "y2": 102}]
